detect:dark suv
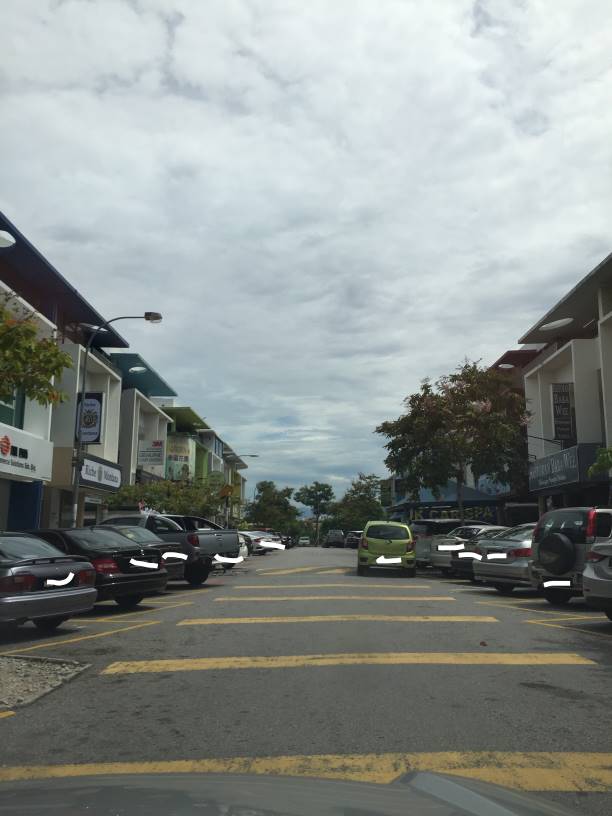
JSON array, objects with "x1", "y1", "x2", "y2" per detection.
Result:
[{"x1": 531, "y1": 507, "x2": 612, "y2": 605}]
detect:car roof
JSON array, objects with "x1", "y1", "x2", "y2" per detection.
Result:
[{"x1": 366, "y1": 520, "x2": 407, "y2": 526}]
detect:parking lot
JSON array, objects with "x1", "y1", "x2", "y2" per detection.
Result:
[{"x1": 2, "y1": 547, "x2": 612, "y2": 815}]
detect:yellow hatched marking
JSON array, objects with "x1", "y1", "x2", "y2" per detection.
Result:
[
  {"x1": 214, "y1": 595, "x2": 455, "y2": 602},
  {"x1": 178, "y1": 615, "x2": 499, "y2": 626},
  {"x1": 0, "y1": 711, "x2": 15, "y2": 720},
  {"x1": 2, "y1": 752, "x2": 612, "y2": 790},
  {"x1": 0, "y1": 621, "x2": 159, "y2": 656},
  {"x1": 235, "y1": 583, "x2": 431, "y2": 589},
  {"x1": 102, "y1": 651, "x2": 594, "y2": 674}
]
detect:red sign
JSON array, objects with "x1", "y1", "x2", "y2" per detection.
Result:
[{"x1": 0, "y1": 435, "x2": 11, "y2": 456}]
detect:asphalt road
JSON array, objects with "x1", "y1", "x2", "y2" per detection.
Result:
[{"x1": 2, "y1": 547, "x2": 612, "y2": 815}]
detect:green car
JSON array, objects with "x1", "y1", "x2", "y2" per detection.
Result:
[{"x1": 357, "y1": 521, "x2": 416, "y2": 577}]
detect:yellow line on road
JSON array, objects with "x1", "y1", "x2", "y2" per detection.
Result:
[
  {"x1": 0, "y1": 620, "x2": 159, "y2": 656},
  {"x1": 256, "y1": 566, "x2": 329, "y2": 576},
  {"x1": 0, "y1": 711, "x2": 15, "y2": 720},
  {"x1": 526, "y1": 620, "x2": 612, "y2": 638},
  {"x1": 2, "y1": 751, "x2": 612, "y2": 790},
  {"x1": 235, "y1": 584, "x2": 432, "y2": 589},
  {"x1": 178, "y1": 615, "x2": 499, "y2": 626},
  {"x1": 214, "y1": 595, "x2": 455, "y2": 602},
  {"x1": 315, "y1": 569, "x2": 351, "y2": 574},
  {"x1": 102, "y1": 651, "x2": 594, "y2": 674}
]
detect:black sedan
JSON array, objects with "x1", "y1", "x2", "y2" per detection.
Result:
[
  {"x1": 0, "y1": 532, "x2": 97, "y2": 631},
  {"x1": 95, "y1": 525, "x2": 196, "y2": 582},
  {"x1": 30, "y1": 528, "x2": 168, "y2": 609},
  {"x1": 450, "y1": 527, "x2": 511, "y2": 580}
]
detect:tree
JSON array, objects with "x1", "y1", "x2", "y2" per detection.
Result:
[
  {"x1": 375, "y1": 361, "x2": 528, "y2": 523},
  {"x1": 0, "y1": 290, "x2": 72, "y2": 405},
  {"x1": 106, "y1": 479, "x2": 219, "y2": 518},
  {"x1": 587, "y1": 448, "x2": 612, "y2": 504},
  {"x1": 294, "y1": 481, "x2": 335, "y2": 545},
  {"x1": 327, "y1": 473, "x2": 384, "y2": 532},
  {"x1": 244, "y1": 480, "x2": 300, "y2": 531}
]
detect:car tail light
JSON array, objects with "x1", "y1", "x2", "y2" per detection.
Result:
[
  {"x1": 360, "y1": 537, "x2": 368, "y2": 549},
  {"x1": 586, "y1": 550, "x2": 606, "y2": 562},
  {"x1": 0, "y1": 573, "x2": 37, "y2": 593},
  {"x1": 586, "y1": 509, "x2": 597, "y2": 543},
  {"x1": 510, "y1": 547, "x2": 532, "y2": 558},
  {"x1": 91, "y1": 557, "x2": 119, "y2": 575},
  {"x1": 187, "y1": 533, "x2": 199, "y2": 547},
  {"x1": 77, "y1": 569, "x2": 96, "y2": 585}
]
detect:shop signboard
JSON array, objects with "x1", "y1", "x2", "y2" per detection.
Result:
[
  {"x1": 0, "y1": 422, "x2": 53, "y2": 482},
  {"x1": 166, "y1": 435, "x2": 195, "y2": 481},
  {"x1": 79, "y1": 454, "x2": 122, "y2": 492},
  {"x1": 137, "y1": 439, "x2": 165, "y2": 467},
  {"x1": 551, "y1": 383, "x2": 576, "y2": 445},
  {"x1": 528, "y1": 443, "x2": 606, "y2": 492},
  {"x1": 76, "y1": 392, "x2": 104, "y2": 444}
]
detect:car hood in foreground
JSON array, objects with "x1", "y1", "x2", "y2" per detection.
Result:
[{"x1": 0, "y1": 772, "x2": 578, "y2": 815}]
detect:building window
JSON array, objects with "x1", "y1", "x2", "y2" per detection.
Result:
[{"x1": 0, "y1": 389, "x2": 25, "y2": 429}]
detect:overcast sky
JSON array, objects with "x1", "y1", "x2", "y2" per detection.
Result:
[{"x1": 2, "y1": 0, "x2": 611, "y2": 498}]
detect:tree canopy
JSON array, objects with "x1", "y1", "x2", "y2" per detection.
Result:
[
  {"x1": 244, "y1": 480, "x2": 300, "y2": 531},
  {"x1": 0, "y1": 290, "x2": 72, "y2": 405},
  {"x1": 106, "y1": 479, "x2": 219, "y2": 519},
  {"x1": 294, "y1": 481, "x2": 334, "y2": 544},
  {"x1": 376, "y1": 361, "x2": 528, "y2": 521},
  {"x1": 326, "y1": 473, "x2": 384, "y2": 532}
]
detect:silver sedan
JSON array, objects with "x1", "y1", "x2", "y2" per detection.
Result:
[
  {"x1": 473, "y1": 523, "x2": 537, "y2": 595},
  {"x1": 430, "y1": 525, "x2": 507, "y2": 574},
  {"x1": 0, "y1": 532, "x2": 97, "y2": 632}
]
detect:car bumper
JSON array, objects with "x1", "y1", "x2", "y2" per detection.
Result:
[
  {"x1": 0, "y1": 587, "x2": 98, "y2": 623},
  {"x1": 430, "y1": 552, "x2": 454, "y2": 570},
  {"x1": 164, "y1": 562, "x2": 186, "y2": 581},
  {"x1": 96, "y1": 573, "x2": 168, "y2": 601},
  {"x1": 473, "y1": 559, "x2": 533, "y2": 586},
  {"x1": 358, "y1": 553, "x2": 416, "y2": 569},
  {"x1": 583, "y1": 565, "x2": 612, "y2": 608},
  {"x1": 529, "y1": 564, "x2": 583, "y2": 594}
]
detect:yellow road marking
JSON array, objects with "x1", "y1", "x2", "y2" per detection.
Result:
[
  {"x1": 214, "y1": 595, "x2": 455, "y2": 602},
  {"x1": 0, "y1": 620, "x2": 159, "y2": 656},
  {"x1": 2, "y1": 751, "x2": 612, "y2": 790},
  {"x1": 256, "y1": 566, "x2": 329, "y2": 576},
  {"x1": 102, "y1": 651, "x2": 594, "y2": 674},
  {"x1": 235, "y1": 584, "x2": 432, "y2": 589},
  {"x1": 526, "y1": 620, "x2": 612, "y2": 638},
  {"x1": 178, "y1": 615, "x2": 499, "y2": 626},
  {"x1": 0, "y1": 711, "x2": 15, "y2": 720},
  {"x1": 315, "y1": 568, "x2": 351, "y2": 574}
]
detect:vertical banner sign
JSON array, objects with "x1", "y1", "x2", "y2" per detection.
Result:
[
  {"x1": 76, "y1": 392, "x2": 104, "y2": 444},
  {"x1": 552, "y1": 383, "x2": 576, "y2": 444}
]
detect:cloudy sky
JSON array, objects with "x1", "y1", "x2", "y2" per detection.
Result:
[{"x1": 2, "y1": 0, "x2": 611, "y2": 498}]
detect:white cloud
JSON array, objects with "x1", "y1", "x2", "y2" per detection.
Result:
[{"x1": 1, "y1": 0, "x2": 611, "y2": 493}]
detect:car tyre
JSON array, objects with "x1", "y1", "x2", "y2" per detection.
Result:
[
  {"x1": 543, "y1": 587, "x2": 573, "y2": 606},
  {"x1": 357, "y1": 565, "x2": 368, "y2": 576},
  {"x1": 33, "y1": 616, "x2": 68, "y2": 632},
  {"x1": 115, "y1": 594, "x2": 145, "y2": 609},
  {"x1": 185, "y1": 563, "x2": 211, "y2": 586},
  {"x1": 493, "y1": 584, "x2": 514, "y2": 595}
]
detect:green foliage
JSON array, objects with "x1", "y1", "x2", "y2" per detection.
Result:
[
  {"x1": 244, "y1": 480, "x2": 300, "y2": 531},
  {"x1": 376, "y1": 361, "x2": 529, "y2": 521},
  {"x1": 588, "y1": 447, "x2": 612, "y2": 478},
  {"x1": 294, "y1": 481, "x2": 335, "y2": 544},
  {"x1": 106, "y1": 479, "x2": 219, "y2": 518},
  {"x1": 326, "y1": 473, "x2": 384, "y2": 532},
  {"x1": 0, "y1": 291, "x2": 72, "y2": 405}
]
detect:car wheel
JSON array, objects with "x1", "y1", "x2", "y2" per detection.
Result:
[
  {"x1": 33, "y1": 616, "x2": 68, "y2": 632},
  {"x1": 185, "y1": 563, "x2": 211, "y2": 586},
  {"x1": 357, "y1": 565, "x2": 368, "y2": 576},
  {"x1": 543, "y1": 587, "x2": 573, "y2": 606},
  {"x1": 493, "y1": 584, "x2": 514, "y2": 595},
  {"x1": 402, "y1": 567, "x2": 417, "y2": 578},
  {"x1": 605, "y1": 609, "x2": 612, "y2": 622},
  {"x1": 115, "y1": 594, "x2": 145, "y2": 609}
]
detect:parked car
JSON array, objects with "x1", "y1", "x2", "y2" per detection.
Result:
[
  {"x1": 450, "y1": 526, "x2": 511, "y2": 580},
  {"x1": 247, "y1": 531, "x2": 285, "y2": 551},
  {"x1": 344, "y1": 531, "x2": 363, "y2": 549},
  {"x1": 238, "y1": 531, "x2": 266, "y2": 555},
  {"x1": 0, "y1": 532, "x2": 97, "y2": 632},
  {"x1": 31, "y1": 527, "x2": 167, "y2": 608},
  {"x1": 297, "y1": 536, "x2": 311, "y2": 547},
  {"x1": 322, "y1": 530, "x2": 345, "y2": 548},
  {"x1": 431, "y1": 524, "x2": 503, "y2": 575},
  {"x1": 357, "y1": 521, "x2": 415, "y2": 577},
  {"x1": 471, "y1": 523, "x2": 537, "y2": 593},
  {"x1": 98, "y1": 524, "x2": 195, "y2": 582},
  {"x1": 583, "y1": 537, "x2": 612, "y2": 620},
  {"x1": 100, "y1": 512, "x2": 237, "y2": 585},
  {"x1": 531, "y1": 507, "x2": 612, "y2": 606},
  {"x1": 410, "y1": 519, "x2": 477, "y2": 569}
]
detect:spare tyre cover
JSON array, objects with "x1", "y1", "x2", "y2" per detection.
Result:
[{"x1": 538, "y1": 532, "x2": 576, "y2": 575}]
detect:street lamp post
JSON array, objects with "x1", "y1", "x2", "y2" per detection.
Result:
[{"x1": 70, "y1": 312, "x2": 162, "y2": 528}]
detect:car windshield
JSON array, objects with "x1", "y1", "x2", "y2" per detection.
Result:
[
  {"x1": 0, "y1": 535, "x2": 65, "y2": 560},
  {"x1": 113, "y1": 527, "x2": 163, "y2": 544},
  {"x1": 367, "y1": 525, "x2": 409, "y2": 540},
  {"x1": 67, "y1": 529, "x2": 143, "y2": 552}
]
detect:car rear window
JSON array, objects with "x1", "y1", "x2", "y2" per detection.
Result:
[
  {"x1": 0, "y1": 535, "x2": 65, "y2": 560},
  {"x1": 366, "y1": 524, "x2": 409, "y2": 540},
  {"x1": 114, "y1": 527, "x2": 162, "y2": 544},
  {"x1": 68, "y1": 528, "x2": 143, "y2": 552},
  {"x1": 534, "y1": 510, "x2": 588, "y2": 544}
]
